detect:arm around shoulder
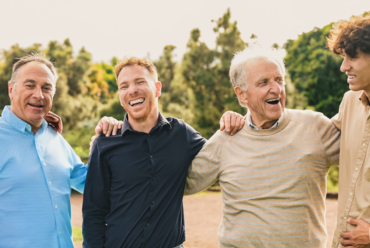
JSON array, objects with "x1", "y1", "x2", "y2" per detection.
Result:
[{"x1": 185, "y1": 130, "x2": 224, "y2": 195}]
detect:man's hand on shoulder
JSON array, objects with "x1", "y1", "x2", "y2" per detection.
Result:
[
  {"x1": 219, "y1": 111, "x2": 246, "y2": 136},
  {"x1": 95, "y1": 116, "x2": 123, "y2": 137},
  {"x1": 340, "y1": 219, "x2": 370, "y2": 248},
  {"x1": 89, "y1": 116, "x2": 123, "y2": 155},
  {"x1": 45, "y1": 111, "x2": 63, "y2": 134}
]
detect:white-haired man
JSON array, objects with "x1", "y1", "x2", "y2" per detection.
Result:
[{"x1": 185, "y1": 47, "x2": 341, "y2": 247}]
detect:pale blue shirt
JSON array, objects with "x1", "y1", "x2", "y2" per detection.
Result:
[
  {"x1": 246, "y1": 111, "x2": 284, "y2": 130},
  {"x1": 0, "y1": 106, "x2": 87, "y2": 248}
]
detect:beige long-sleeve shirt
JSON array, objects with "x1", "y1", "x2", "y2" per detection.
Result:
[
  {"x1": 331, "y1": 90, "x2": 370, "y2": 248},
  {"x1": 186, "y1": 109, "x2": 340, "y2": 247}
]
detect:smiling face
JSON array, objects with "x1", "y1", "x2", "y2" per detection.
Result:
[
  {"x1": 8, "y1": 62, "x2": 56, "y2": 133},
  {"x1": 340, "y1": 50, "x2": 370, "y2": 95},
  {"x1": 117, "y1": 64, "x2": 161, "y2": 123},
  {"x1": 235, "y1": 58, "x2": 285, "y2": 129}
]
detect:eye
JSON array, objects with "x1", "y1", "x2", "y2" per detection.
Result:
[
  {"x1": 25, "y1": 84, "x2": 33, "y2": 88},
  {"x1": 120, "y1": 85, "x2": 128, "y2": 90}
]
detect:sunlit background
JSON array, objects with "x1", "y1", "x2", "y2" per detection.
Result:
[{"x1": 1, "y1": 1, "x2": 369, "y2": 246}]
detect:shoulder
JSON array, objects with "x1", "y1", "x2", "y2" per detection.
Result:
[
  {"x1": 286, "y1": 108, "x2": 331, "y2": 128},
  {"x1": 166, "y1": 117, "x2": 195, "y2": 133},
  {"x1": 287, "y1": 108, "x2": 328, "y2": 119}
]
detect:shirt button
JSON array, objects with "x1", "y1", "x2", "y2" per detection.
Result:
[
  {"x1": 150, "y1": 155, "x2": 153, "y2": 158},
  {"x1": 363, "y1": 143, "x2": 367, "y2": 147},
  {"x1": 356, "y1": 167, "x2": 359, "y2": 171},
  {"x1": 59, "y1": 231, "x2": 62, "y2": 234},
  {"x1": 152, "y1": 177, "x2": 155, "y2": 180},
  {"x1": 152, "y1": 201, "x2": 155, "y2": 204},
  {"x1": 49, "y1": 181, "x2": 51, "y2": 185},
  {"x1": 44, "y1": 163, "x2": 46, "y2": 166},
  {"x1": 350, "y1": 192, "x2": 353, "y2": 196},
  {"x1": 148, "y1": 134, "x2": 150, "y2": 137},
  {"x1": 343, "y1": 217, "x2": 347, "y2": 220},
  {"x1": 55, "y1": 205, "x2": 58, "y2": 209},
  {"x1": 146, "y1": 223, "x2": 149, "y2": 226}
]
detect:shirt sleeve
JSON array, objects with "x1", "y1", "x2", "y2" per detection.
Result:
[
  {"x1": 69, "y1": 151, "x2": 87, "y2": 194},
  {"x1": 318, "y1": 113, "x2": 341, "y2": 166},
  {"x1": 82, "y1": 138, "x2": 111, "y2": 248},
  {"x1": 185, "y1": 130, "x2": 223, "y2": 195},
  {"x1": 331, "y1": 92, "x2": 347, "y2": 131},
  {"x1": 184, "y1": 122, "x2": 207, "y2": 160}
]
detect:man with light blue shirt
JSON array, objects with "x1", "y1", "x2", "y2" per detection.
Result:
[{"x1": 0, "y1": 53, "x2": 86, "y2": 248}]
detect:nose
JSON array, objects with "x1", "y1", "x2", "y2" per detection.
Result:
[
  {"x1": 340, "y1": 57, "x2": 350, "y2": 73},
  {"x1": 128, "y1": 84, "x2": 139, "y2": 95},
  {"x1": 33, "y1": 86, "x2": 44, "y2": 99},
  {"x1": 270, "y1": 80, "x2": 283, "y2": 95}
]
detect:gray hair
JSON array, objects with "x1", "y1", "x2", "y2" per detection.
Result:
[
  {"x1": 229, "y1": 46, "x2": 286, "y2": 92},
  {"x1": 10, "y1": 52, "x2": 58, "y2": 94}
]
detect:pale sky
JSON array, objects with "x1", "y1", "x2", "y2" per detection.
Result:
[{"x1": 1, "y1": 0, "x2": 370, "y2": 63}]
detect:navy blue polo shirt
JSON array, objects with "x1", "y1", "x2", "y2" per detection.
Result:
[{"x1": 82, "y1": 113, "x2": 206, "y2": 248}]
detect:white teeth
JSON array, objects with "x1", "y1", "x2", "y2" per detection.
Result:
[
  {"x1": 129, "y1": 98, "x2": 144, "y2": 106},
  {"x1": 348, "y1": 76, "x2": 355, "y2": 79}
]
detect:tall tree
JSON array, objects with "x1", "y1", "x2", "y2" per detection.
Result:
[{"x1": 284, "y1": 24, "x2": 347, "y2": 118}]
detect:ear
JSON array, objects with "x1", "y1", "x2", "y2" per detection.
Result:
[
  {"x1": 8, "y1": 82, "x2": 14, "y2": 101},
  {"x1": 234, "y1": 86, "x2": 248, "y2": 105},
  {"x1": 155, "y1": 81, "x2": 162, "y2": 98}
]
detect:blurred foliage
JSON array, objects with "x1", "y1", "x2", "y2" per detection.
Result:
[
  {"x1": 0, "y1": 9, "x2": 346, "y2": 191},
  {"x1": 284, "y1": 24, "x2": 348, "y2": 118}
]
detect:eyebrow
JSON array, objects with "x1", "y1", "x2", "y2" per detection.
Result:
[
  {"x1": 23, "y1": 79, "x2": 53, "y2": 87},
  {"x1": 119, "y1": 77, "x2": 147, "y2": 85}
]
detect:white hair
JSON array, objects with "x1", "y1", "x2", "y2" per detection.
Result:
[{"x1": 229, "y1": 46, "x2": 286, "y2": 92}]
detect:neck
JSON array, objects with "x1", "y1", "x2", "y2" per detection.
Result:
[
  {"x1": 31, "y1": 125, "x2": 41, "y2": 134},
  {"x1": 251, "y1": 117, "x2": 278, "y2": 130},
  {"x1": 128, "y1": 109, "x2": 159, "y2": 133}
]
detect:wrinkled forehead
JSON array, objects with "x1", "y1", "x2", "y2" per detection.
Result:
[
  {"x1": 246, "y1": 58, "x2": 284, "y2": 79},
  {"x1": 18, "y1": 62, "x2": 57, "y2": 84}
]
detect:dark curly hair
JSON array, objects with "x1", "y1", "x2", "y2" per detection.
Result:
[{"x1": 327, "y1": 14, "x2": 370, "y2": 58}]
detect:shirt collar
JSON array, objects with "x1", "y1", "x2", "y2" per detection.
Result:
[
  {"x1": 121, "y1": 112, "x2": 171, "y2": 136},
  {"x1": 359, "y1": 91, "x2": 370, "y2": 107},
  {"x1": 1, "y1": 105, "x2": 47, "y2": 134},
  {"x1": 246, "y1": 110, "x2": 284, "y2": 130}
]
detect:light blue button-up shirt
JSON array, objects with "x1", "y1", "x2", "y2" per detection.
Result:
[{"x1": 0, "y1": 106, "x2": 87, "y2": 248}]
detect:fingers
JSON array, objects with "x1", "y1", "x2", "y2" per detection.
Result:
[
  {"x1": 340, "y1": 232, "x2": 351, "y2": 239},
  {"x1": 347, "y1": 218, "x2": 359, "y2": 226},
  {"x1": 230, "y1": 114, "x2": 239, "y2": 136},
  {"x1": 96, "y1": 116, "x2": 122, "y2": 137},
  {"x1": 340, "y1": 238, "x2": 354, "y2": 247},
  {"x1": 219, "y1": 117, "x2": 225, "y2": 131},
  {"x1": 105, "y1": 117, "x2": 115, "y2": 137},
  {"x1": 89, "y1": 135, "x2": 96, "y2": 155}
]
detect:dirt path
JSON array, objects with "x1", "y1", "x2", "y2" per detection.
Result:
[{"x1": 71, "y1": 193, "x2": 338, "y2": 248}]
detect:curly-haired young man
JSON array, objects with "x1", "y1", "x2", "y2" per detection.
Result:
[{"x1": 328, "y1": 14, "x2": 370, "y2": 248}]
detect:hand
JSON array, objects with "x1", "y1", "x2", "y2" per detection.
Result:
[
  {"x1": 219, "y1": 111, "x2": 246, "y2": 136},
  {"x1": 45, "y1": 111, "x2": 63, "y2": 134},
  {"x1": 341, "y1": 219, "x2": 370, "y2": 248},
  {"x1": 95, "y1": 116, "x2": 123, "y2": 137},
  {"x1": 89, "y1": 135, "x2": 97, "y2": 155}
]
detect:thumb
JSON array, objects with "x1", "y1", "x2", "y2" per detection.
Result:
[{"x1": 95, "y1": 125, "x2": 103, "y2": 136}]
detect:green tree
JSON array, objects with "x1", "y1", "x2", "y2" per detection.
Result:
[{"x1": 284, "y1": 24, "x2": 347, "y2": 118}]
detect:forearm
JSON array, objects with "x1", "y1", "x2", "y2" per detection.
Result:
[{"x1": 82, "y1": 212, "x2": 107, "y2": 248}]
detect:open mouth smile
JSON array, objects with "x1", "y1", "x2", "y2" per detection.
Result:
[
  {"x1": 28, "y1": 103, "x2": 44, "y2": 108},
  {"x1": 129, "y1": 98, "x2": 145, "y2": 107},
  {"x1": 265, "y1": 98, "x2": 280, "y2": 105}
]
